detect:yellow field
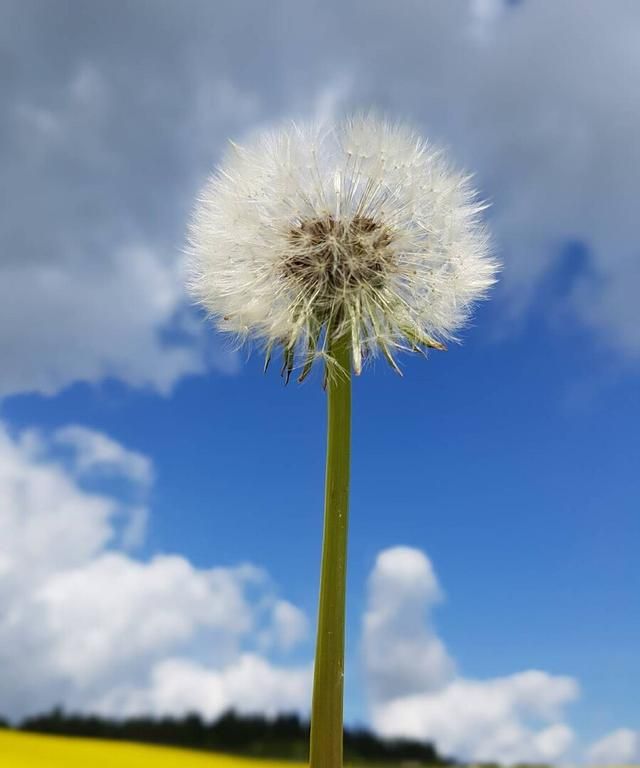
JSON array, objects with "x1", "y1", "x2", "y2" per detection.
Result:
[{"x1": 0, "y1": 729, "x2": 303, "y2": 768}]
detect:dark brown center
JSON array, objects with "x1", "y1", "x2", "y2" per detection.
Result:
[{"x1": 284, "y1": 215, "x2": 394, "y2": 312}]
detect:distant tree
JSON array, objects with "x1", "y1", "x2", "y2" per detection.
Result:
[{"x1": 19, "y1": 707, "x2": 452, "y2": 764}]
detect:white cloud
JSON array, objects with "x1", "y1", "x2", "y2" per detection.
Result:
[
  {"x1": 92, "y1": 655, "x2": 311, "y2": 721},
  {"x1": 0, "y1": 53, "x2": 247, "y2": 398},
  {"x1": 120, "y1": 505, "x2": 149, "y2": 550},
  {"x1": 0, "y1": 240, "x2": 207, "y2": 398},
  {"x1": 0, "y1": 420, "x2": 309, "y2": 720},
  {"x1": 260, "y1": 600, "x2": 309, "y2": 653},
  {"x1": 363, "y1": 547, "x2": 579, "y2": 764},
  {"x1": 0, "y1": 423, "x2": 118, "y2": 588},
  {"x1": 54, "y1": 425, "x2": 153, "y2": 487},
  {"x1": 363, "y1": 547, "x2": 455, "y2": 702},
  {"x1": 35, "y1": 553, "x2": 255, "y2": 685},
  {"x1": 372, "y1": 675, "x2": 577, "y2": 765},
  {"x1": 0, "y1": 420, "x2": 150, "y2": 715},
  {"x1": 586, "y1": 729, "x2": 640, "y2": 766}
]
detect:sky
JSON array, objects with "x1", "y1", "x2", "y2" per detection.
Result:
[{"x1": 0, "y1": 0, "x2": 639, "y2": 764}]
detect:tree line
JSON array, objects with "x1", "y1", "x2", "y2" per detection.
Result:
[{"x1": 7, "y1": 708, "x2": 449, "y2": 764}]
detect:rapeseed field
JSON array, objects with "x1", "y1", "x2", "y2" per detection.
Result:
[{"x1": 0, "y1": 730, "x2": 303, "y2": 768}]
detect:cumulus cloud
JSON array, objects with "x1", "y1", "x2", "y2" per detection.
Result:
[
  {"x1": 54, "y1": 424, "x2": 153, "y2": 487},
  {"x1": 35, "y1": 553, "x2": 255, "y2": 685},
  {"x1": 363, "y1": 547, "x2": 579, "y2": 764},
  {"x1": 363, "y1": 547, "x2": 455, "y2": 702},
  {"x1": 1, "y1": 1, "x2": 639, "y2": 397},
  {"x1": 0, "y1": 15, "x2": 251, "y2": 397},
  {"x1": 586, "y1": 729, "x2": 640, "y2": 766},
  {"x1": 0, "y1": 423, "x2": 123, "y2": 588},
  {"x1": 372, "y1": 675, "x2": 577, "y2": 765},
  {"x1": 92, "y1": 655, "x2": 311, "y2": 721},
  {"x1": 0, "y1": 420, "x2": 310, "y2": 720},
  {"x1": 260, "y1": 600, "x2": 309, "y2": 653},
  {"x1": 0, "y1": 240, "x2": 208, "y2": 398}
]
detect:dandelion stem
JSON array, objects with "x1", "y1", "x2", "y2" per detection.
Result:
[{"x1": 309, "y1": 335, "x2": 352, "y2": 768}]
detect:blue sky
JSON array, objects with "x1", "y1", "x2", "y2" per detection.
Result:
[{"x1": 1, "y1": 1, "x2": 639, "y2": 765}]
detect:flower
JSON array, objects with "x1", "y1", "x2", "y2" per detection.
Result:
[{"x1": 187, "y1": 116, "x2": 498, "y2": 380}]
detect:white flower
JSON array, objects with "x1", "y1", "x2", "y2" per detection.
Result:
[{"x1": 187, "y1": 116, "x2": 498, "y2": 380}]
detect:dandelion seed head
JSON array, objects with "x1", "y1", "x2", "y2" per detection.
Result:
[{"x1": 187, "y1": 116, "x2": 498, "y2": 378}]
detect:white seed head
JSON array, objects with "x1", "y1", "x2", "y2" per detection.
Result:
[{"x1": 187, "y1": 116, "x2": 498, "y2": 380}]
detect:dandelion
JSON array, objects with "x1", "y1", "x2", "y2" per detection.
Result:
[{"x1": 187, "y1": 115, "x2": 497, "y2": 768}]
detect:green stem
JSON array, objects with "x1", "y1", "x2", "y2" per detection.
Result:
[{"x1": 309, "y1": 335, "x2": 352, "y2": 768}]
